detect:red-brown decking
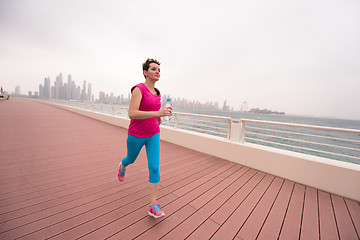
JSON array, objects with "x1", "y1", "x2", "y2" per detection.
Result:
[{"x1": 0, "y1": 98, "x2": 359, "y2": 240}]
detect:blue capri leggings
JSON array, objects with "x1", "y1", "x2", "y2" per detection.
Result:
[{"x1": 121, "y1": 133, "x2": 160, "y2": 183}]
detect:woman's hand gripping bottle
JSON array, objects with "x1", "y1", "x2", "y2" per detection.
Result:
[{"x1": 163, "y1": 98, "x2": 172, "y2": 122}]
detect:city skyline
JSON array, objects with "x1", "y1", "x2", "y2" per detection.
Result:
[
  {"x1": 11, "y1": 80, "x2": 288, "y2": 114},
  {"x1": 9, "y1": 74, "x2": 231, "y2": 111},
  {"x1": 21, "y1": 73, "x2": 94, "y2": 102}
]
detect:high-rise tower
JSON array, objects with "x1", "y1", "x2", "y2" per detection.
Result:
[
  {"x1": 81, "y1": 81, "x2": 87, "y2": 101},
  {"x1": 67, "y1": 74, "x2": 72, "y2": 100},
  {"x1": 87, "y1": 83, "x2": 92, "y2": 101},
  {"x1": 44, "y1": 76, "x2": 51, "y2": 99}
]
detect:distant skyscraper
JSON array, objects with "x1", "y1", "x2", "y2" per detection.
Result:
[
  {"x1": 71, "y1": 79, "x2": 77, "y2": 100},
  {"x1": 59, "y1": 73, "x2": 63, "y2": 98},
  {"x1": 15, "y1": 85, "x2": 20, "y2": 95},
  {"x1": 110, "y1": 92, "x2": 114, "y2": 103},
  {"x1": 81, "y1": 81, "x2": 87, "y2": 101},
  {"x1": 44, "y1": 76, "x2": 51, "y2": 98},
  {"x1": 54, "y1": 73, "x2": 63, "y2": 99},
  {"x1": 99, "y1": 91, "x2": 106, "y2": 103},
  {"x1": 222, "y1": 100, "x2": 228, "y2": 111},
  {"x1": 51, "y1": 86, "x2": 55, "y2": 98},
  {"x1": 76, "y1": 86, "x2": 81, "y2": 101},
  {"x1": 39, "y1": 84, "x2": 43, "y2": 97},
  {"x1": 87, "y1": 83, "x2": 92, "y2": 101},
  {"x1": 67, "y1": 74, "x2": 72, "y2": 100},
  {"x1": 63, "y1": 83, "x2": 67, "y2": 99}
]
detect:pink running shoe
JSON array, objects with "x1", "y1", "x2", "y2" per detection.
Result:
[
  {"x1": 118, "y1": 163, "x2": 126, "y2": 182},
  {"x1": 148, "y1": 202, "x2": 165, "y2": 218}
]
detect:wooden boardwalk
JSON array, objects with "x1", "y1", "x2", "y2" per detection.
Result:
[{"x1": 0, "y1": 98, "x2": 359, "y2": 240}]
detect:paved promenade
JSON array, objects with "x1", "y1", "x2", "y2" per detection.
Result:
[{"x1": 0, "y1": 98, "x2": 359, "y2": 239}]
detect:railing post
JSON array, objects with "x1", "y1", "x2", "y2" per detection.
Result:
[
  {"x1": 240, "y1": 120, "x2": 246, "y2": 143},
  {"x1": 228, "y1": 119, "x2": 232, "y2": 139},
  {"x1": 175, "y1": 113, "x2": 178, "y2": 128},
  {"x1": 230, "y1": 119, "x2": 241, "y2": 141},
  {"x1": 112, "y1": 107, "x2": 115, "y2": 115},
  {"x1": 91, "y1": 105, "x2": 94, "y2": 112}
]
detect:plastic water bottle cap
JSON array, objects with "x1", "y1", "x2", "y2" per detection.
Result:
[{"x1": 167, "y1": 98, "x2": 171, "y2": 101}]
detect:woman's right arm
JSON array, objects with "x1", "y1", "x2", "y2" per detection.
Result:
[{"x1": 128, "y1": 87, "x2": 171, "y2": 120}]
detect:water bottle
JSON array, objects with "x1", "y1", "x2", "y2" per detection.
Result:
[{"x1": 163, "y1": 98, "x2": 172, "y2": 122}]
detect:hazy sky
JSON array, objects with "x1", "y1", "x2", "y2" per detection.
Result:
[{"x1": 1, "y1": 0, "x2": 360, "y2": 120}]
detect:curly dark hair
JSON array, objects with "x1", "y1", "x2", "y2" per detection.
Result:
[{"x1": 142, "y1": 58, "x2": 161, "y2": 79}]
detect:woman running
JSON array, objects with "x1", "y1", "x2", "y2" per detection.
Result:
[{"x1": 118, "y1": 58, "x2": 172, "y2": 218}]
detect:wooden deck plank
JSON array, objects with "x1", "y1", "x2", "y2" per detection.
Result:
[
  {"x1": 186, "y1": 169, "x2": 261, "y2": 240},
  {"x1": 345, "y1": 199, "x2": 360, "y2": 238},
  {"x1": 210, "y1": 171, "x2": 266, "y2": 225},
  {"x1": 0, "y1": 153, "x2": 115, "y2": 198},
  {"x1": 1, "y1": 98, "x2": 359, "y2": 240},
  {"x1": 0, "y1": 158, "x2": 148, "y2": 213},
  {"x1": 0, "y1": 140, "x2": 177, "y2": 185},
  {"x1": 0, "y1": 161, "x2": 115, "y2": 207},
  {"x1": 236, "y1": 177, "x2": 284, "y2": 240},
  {"x1": 0, "y1": 150, "x2": 114, "y2": 185},
  {"x1": 300, "y1": 186, "x2": 319, "y2": 240},
  {"x1": 211, "y1": 174, "x2": 274, "y2": 239},
  {"x1": 0, "y1": 149, "x2": 205, "y2": 225},
  {"x1": 257, "y1": 180, "x2": 294, "y2": 240},
  {"x1": 0, "y1": 150, "x2": 117, "y2": 187},
  {"x1": 105, "y1": 162, "x2": 235, "y2": 240},
  {"x1": 318, "y1": 191, "x2": 339, "y2": 240},
  {"x1": 279, "y1": 183, "x2": 305, "y2": 239},
  {"x1": 0, "y1": 177, "x2": 147, "y2": 235},
  {"x1": 188, "y1": 164, "x2": 245, "y2": 210},
  {"x1": 0, "y1": 168, "x2": 146, "y2": 223},
  {"x1": 1, "y1": 153, "x2": 221, "y2": 239},
  {"x1": 133, "y1": 164, "x2": 239, "y2": 240},
  {"x1": 44, "y1": 158, "x2": 230, "y2": 239},
  {"x1": 332, "y1": 194, "x2": 359, "y2": 239},
  {"x1": 160, "y1": 165, "x2": 245, "y2": 240}
]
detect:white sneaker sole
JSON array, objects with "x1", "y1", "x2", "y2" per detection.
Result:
[{"x1": 148, "y1": 211, "x2": 165, "y2": 218}]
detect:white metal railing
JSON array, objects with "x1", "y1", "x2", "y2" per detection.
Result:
[
  {"x1": 240, "y1": 119, "x2": 360, "y2": 162},
  {"x1": 58, "y1": 101, "x2": 129, "y2": 118},
  {"x1": 49, "y1": 100, "x2": 360, "y2": 163},
  {"x1": 164, "y1": 112, "x2": 232, "y2": 139},
  {"x1": 58, "y1": 101, "x2": 233, "y2": 139}
]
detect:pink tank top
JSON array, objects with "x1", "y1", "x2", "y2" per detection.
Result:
[{"x1": 128, "y1": 83, "x2": 161, "y2": 137}]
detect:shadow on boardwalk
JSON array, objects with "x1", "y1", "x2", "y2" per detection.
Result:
[{"x1": 0, "y1": 98, "x2": 359, "y2": 239}]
